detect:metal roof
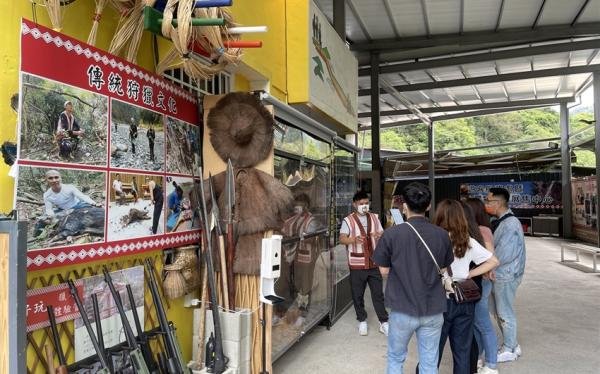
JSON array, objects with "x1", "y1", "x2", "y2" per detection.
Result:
[{"x1": 315, "y1": 0, "x2": 600, "y2": 130}]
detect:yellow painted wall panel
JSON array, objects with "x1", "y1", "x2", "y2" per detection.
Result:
[
  {"x1": 230, "y1": 0, "x2": 287, "y2": 100},
  {"x1": 286, "y1": 0, "x2": 310, "y2": 104}
]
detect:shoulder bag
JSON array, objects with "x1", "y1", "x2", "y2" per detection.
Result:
[{"x1": 405, "y1": 222, "x2": 481, "y2": 304}]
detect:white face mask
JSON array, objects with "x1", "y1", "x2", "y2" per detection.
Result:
[
  {"x1": 357, "y1": 204, "x2": 370, "y2": 214},
  {"x1": 293, "y1": 206, "x2": 304, "y2": 215}
]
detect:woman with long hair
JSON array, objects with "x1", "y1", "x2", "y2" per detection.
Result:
[
  {"x1": 465, "y1": 198, "x2": 499, "y2": 374},
  {"x1": 433, "y1": 199, "x2": 499, "y2": 374}
]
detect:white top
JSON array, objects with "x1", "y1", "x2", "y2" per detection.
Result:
[
  {"x1": 112, "y1": 179, "x2": 122, "y2": 193},
  {"x1": 340, "y1": 214, "x2": 368, "y2": 235},
  {"x1": 450, "y1": 237, "x2": 492, "y2": 281},
  {"x1": 44, "y1": 184, "x2": 96, "y2": 216}
]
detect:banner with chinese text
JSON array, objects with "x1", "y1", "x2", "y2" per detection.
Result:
[
  {"x1": 460, "y1": 181, "x2": 562, "y2": 210},
  {"x1": 16, "y1": 20, "x2": 201, "y2": 270}
]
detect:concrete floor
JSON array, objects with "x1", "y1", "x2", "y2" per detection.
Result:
[{"x1": 273, "y1": 236, "x2": 600, "y2": 374}]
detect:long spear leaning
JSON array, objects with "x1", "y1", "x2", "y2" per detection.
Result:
[
  {"x1": 224, "y1": 159, "x2": 237, "y2": 310},
  {"x1": 196, "y1": 168, "x2": 226, "y2": 373}
]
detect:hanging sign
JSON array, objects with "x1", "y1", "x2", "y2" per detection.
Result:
[
  {"x1": 16, "y1": 19, "x2": 201, "y2": 270},
  {"x1": 26, "y1": 280, "x2": 84, "y2": 332}
]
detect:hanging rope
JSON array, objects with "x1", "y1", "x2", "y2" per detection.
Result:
[{"x1": 87, "y1": 0, "x2": 108, "y2": 46}]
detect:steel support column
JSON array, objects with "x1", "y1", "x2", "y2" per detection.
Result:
[
  {"x1": 560, "y1": 103, "x2": 573, "y2": 238},
  {"x1": 428, "y1": 122, "x2": 435, "y2": 213},
  {"x1": 370, "y1": 53, "x2": 382, "y2": 216},
  {"x1": 594, "y1": 72, "x2": 600, "y2": 245},
  {"x1": 333, "y1": 0, "x2": 345, "y2": 40}
]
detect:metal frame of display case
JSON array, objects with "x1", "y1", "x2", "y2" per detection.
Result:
[
  {"x1": 329, "y1": 137, "x2": 360, "y2": 325},
  {"x1": 264, "y1": 94, "x2": 338, "y2": 362}
]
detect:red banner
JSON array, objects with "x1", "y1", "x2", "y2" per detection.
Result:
[
  {"x1": 26, "y1": 281, "x2": 84, "y2": 332},
  {"x1": 17, "y1": 20, "x2": 202, "y2": 270}
]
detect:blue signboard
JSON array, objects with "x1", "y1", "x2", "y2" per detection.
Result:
[{"x1": 461, "y1": 181, "x2": 562, "y2": 209}]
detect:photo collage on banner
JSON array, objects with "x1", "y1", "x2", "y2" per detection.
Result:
[{"x1": 15, "y1": 20, "x2": 200, "y2": 270}]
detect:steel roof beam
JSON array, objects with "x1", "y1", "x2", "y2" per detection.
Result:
[
  {"x1": 357, "y1": 97, "x2": 575, "y2": 118},
  {"x1": 359, "y1": 105, "x2": 550, "y2": 131},
  {"x1": 358, "y1": 64, "x2": 600, "y2": 96},
  {"x1": 350, "y1": 22, "x2": 600, "y2": 52},
  {"x1": 358, "y1": 38, "x2": 600, "y2": 76}
]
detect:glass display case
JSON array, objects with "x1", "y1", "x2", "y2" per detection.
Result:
[
  {"x1": 329, "y1": 139, "x2": 359, "y2": 324},
  {"x1": 272, "y1": 120, "x2": 333, "y2": 361}
]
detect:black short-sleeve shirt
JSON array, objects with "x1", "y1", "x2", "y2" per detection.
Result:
[{"x1": 372, "y1": 216, "x2": 454, "y2": 317}]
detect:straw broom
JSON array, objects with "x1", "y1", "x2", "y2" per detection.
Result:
[
  {"x1": 87, "y1": 0, "x2": 109, "y2": 46},
  {"x1": 109, "y1": 0, "x2": 156, "y2": 63},
  {"x1": 44, "y1": 0, "x2": 64, "y2": 32}
]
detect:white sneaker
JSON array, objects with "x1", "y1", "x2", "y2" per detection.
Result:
[
  {"x1": 497, "y1": 348, "x2": 518, "y2": 363},
  {"x1": 514, "y1": 344, "x2": 522, "y2": 357},
  {"x1": 379, "y1": 322, "x2": 389, "y2": 336},
  {"x1": 477, "y1": 359, "x2": 484, "y2": 370},
  {"x1": 478, "y1": 367, "x2": 499, "y2": 374},
  {"x1": 358, "y1": 321, "x2": 368, "y2": 336}
]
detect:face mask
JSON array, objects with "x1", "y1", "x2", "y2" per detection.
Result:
[
  {"x1": 357, "y1": 204, "x2": 370, "y2": 214},
  {"x1": 293, "y1": 206, "x2": 304, "y2": 215}
]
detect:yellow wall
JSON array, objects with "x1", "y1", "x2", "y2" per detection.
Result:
[
  {"x1": 229, "y1": 0, "x2": 287, "y2": 101},
  {"x1": 286, "y1": 0, "x2": 310, "y2": 104}
]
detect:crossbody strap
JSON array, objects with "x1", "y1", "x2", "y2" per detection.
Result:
[{"x1": 405, "y1": 222, "x2": 443, "y2": 276}]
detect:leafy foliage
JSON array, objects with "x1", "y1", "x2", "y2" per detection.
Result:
[{"x1": 359, "y1": 107, "x2": 596, "y2": 167}]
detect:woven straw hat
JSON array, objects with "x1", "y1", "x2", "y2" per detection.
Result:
[{"x1": 207, "y1": 93, "x2": 274, "y2": 168}]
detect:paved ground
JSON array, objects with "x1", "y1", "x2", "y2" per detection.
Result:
[{"x1": 273, "y1": 236, "x2": 600, "y2": 374}]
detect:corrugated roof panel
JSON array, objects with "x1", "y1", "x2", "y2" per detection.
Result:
[
  {"x1": 496, "y1": 58, "x2": 532, "y2": 73},
  {"x1": 463, "y1": 0, "x2": 502, "y2": 32},
  {"x1": 576, "y1": 0, "x2": 600, "y2": 23},
  {"x1": 426, "y1": 0, "x2": 462, "y2": 35},
  {"x1": 505, "y1": 80, "x2": 536, "y2": 100},
  {"x1": 461, "y1": 62, "x2": 497, "y2": 77},
  {"x1": 400, "y1": 70, "x2": 435, "y2": 84},
  {"x1": 562, "y1": 74, "x2": 593, "y2": 92},
  {"x1": 389, "y1": 0, "x2": 429, "y2": 37},
  {"x1": 400, "y1": 92, "x2": 431, "y2": 105},
  {"x1": 569, "y1": 50, "x2": 597, "y2": 66},
  {"x1": 427, "y1": 66, "x2": 465, "y2": 80},
  {"x1": 314, "y1": 0, "x2": 333, "y2": 21},
  {"x1": 533, "y1": 53, "x2": 570, "y2": 69},
  {"x1": 476, "y1": 82, "x2": 512, "y2": 101},
  {"x1": 537, "y1": 0, "x2": 586, "y2": 26},
  {"x1": 499, "y1": 0, "x2": 543, "y2": 28},
  {"x1": 345, "y1": 3, "x2": 369, "y2": 42},
  {"x1": 351, "y1": 0, "x2": 397, "y2": 39}
]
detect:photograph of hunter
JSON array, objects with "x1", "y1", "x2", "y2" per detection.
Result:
[
  {"x1": 110, "y1": 99, "x2": 164, "y2": 172},
  {"x1": 19, "y1": 73, "x2": 108, "y2": 164},
  {"x1": 16, "y1": 166, "x2": 105, "y2": 250}
]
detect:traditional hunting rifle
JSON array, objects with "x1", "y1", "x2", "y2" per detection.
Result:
[
  {"x1": 209, "y1": 172, "x2": 229, "y2": 311},
  {"x1": 224, "y1": 159, "x2": 237, "y2": 310},
  {"x1": 126, "y1": 284, "x2": 159, "y2": 373},
  {"x1": 144, "y1": 258, "x2": 189, "y2": 374},
  {"x1": 91, "y1": 293, "x2": 113, "y2": 373},
  {"x1": 46, "y1": 305, "x2": 68, "y2": 374},
  {"x1": 67, "y1": 279, "x2": 112, "y2": 374},
  {"x1": 102, "y1": 267, "x2": 150, "y2": 374},
  {"x1": 197, "y1": 168, "x2": 226, "y2": 373}
]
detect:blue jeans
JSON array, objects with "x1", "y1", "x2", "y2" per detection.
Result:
[
  {"x1": 474, "y1": 279, "x2": 497, "y2": 369},
  {"x1": 388, "y1": 311, "x2": 443, "y2": 374},
  {"x1": 490, "y1": 275, "x2": 523, "y2": 351}
]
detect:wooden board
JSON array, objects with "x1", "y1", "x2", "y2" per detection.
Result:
[
  {"x1": 0, "y1": 234, "x2": 8, "y2": 374},
  {"x1": 203, "y1": 95, "x2": 273, "y2": 374}
]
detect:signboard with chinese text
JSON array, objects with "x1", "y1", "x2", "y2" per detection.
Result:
[
  {"x1": 16, "y1": 20, "x2": 200, "y2": 270},
  {"x1": 26, "y1": 280, "x2": 84, "y2": 332},
  {"x1": 460, "y1": 181, "x2": 562, "y2": 210}
]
